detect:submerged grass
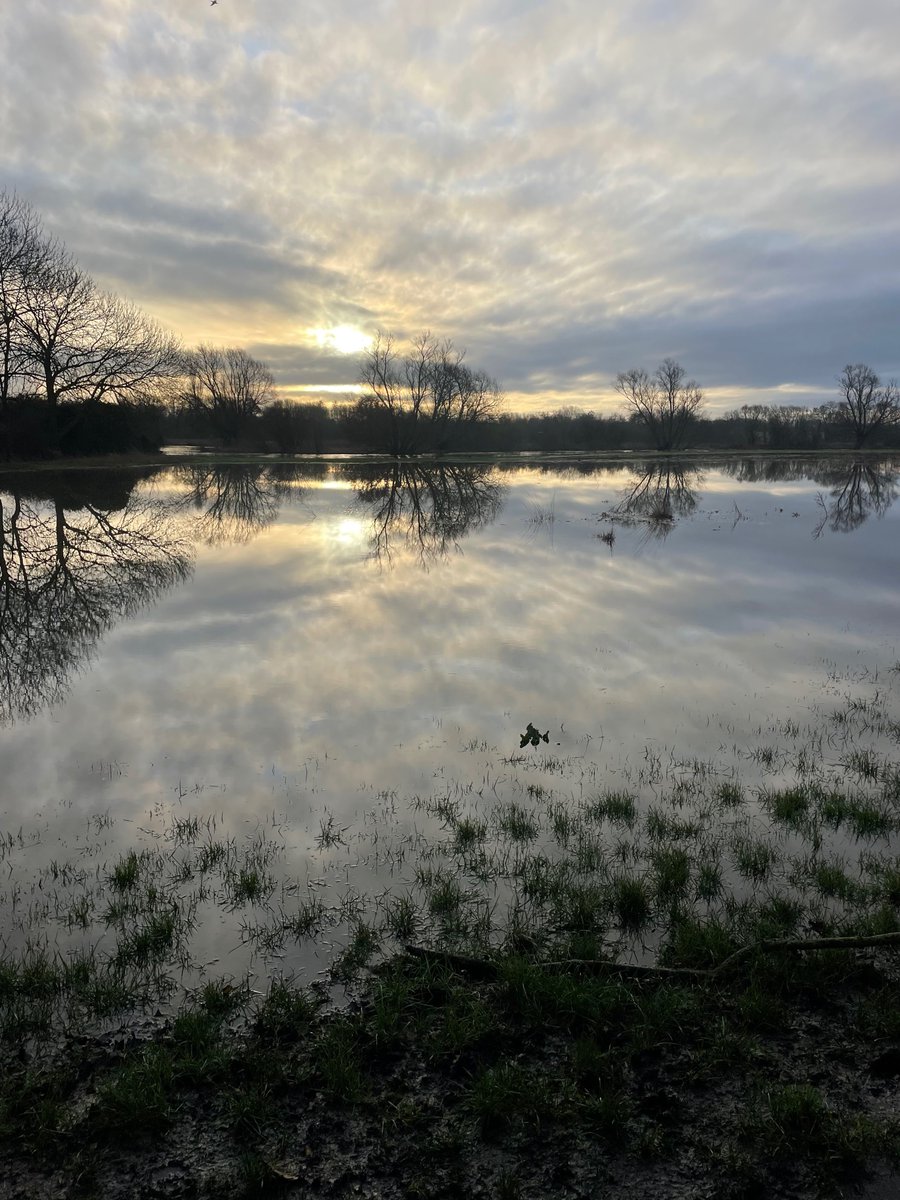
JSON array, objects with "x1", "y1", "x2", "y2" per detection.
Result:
[{"x1": 2, "y1": 660, "x2": 900, "y2": 1196}]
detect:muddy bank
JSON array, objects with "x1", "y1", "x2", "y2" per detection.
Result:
[{"x1": 3, "y1": 947, "x2": 900, "y2": 1200}]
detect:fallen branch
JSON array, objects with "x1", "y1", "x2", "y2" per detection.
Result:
[
  {"x1": 707, "y1": 930, "x2": 900, "y2": 978},
  {"x1": 402, "y1": 944, "x2": 499, "y2": 980},
  {"x1": 403, "y1": 930, "x2": 900, "y2": 984},
  {"x1": 547, "y1": 931, "x2": 900, "y2": 980}
]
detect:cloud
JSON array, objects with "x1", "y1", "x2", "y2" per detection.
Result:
[{"x1": 2, "y1": 0, "x2": 899, "y2": 410}]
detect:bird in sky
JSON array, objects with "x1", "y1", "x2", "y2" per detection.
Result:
[{"x1": 210, "y1": 1, "x2": 217, "y2": 6}]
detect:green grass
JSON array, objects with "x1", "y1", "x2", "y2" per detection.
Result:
[
  {"x1": 554, "y1": 881, "x2": 607, "y2": 932},
  {"x1": 3, "y1": 658, "x2": 900, "y2": 1193},
  {"x1": 196, "y1": 839, "x2": 233, "y2": 872},
  {"x1": 848, "y1": 801, "x2": 894, "y2": 839},
  {"x1": 645, "y1": 807, "x2": 700, "y2": 841},
  {"x1": 715, "y1": 781, "x2": 744, "y2": 808},
  {"x1": 452, "y1": 816, "x2": 488, "y2": 852},
  {"x1": 285, "y1": 894, "x2": 327, "y2": 939},
  {"x1": 763, "y1": 785, "x2": 810, "y2": 829},
  {"x1": 426, "y1": 875, "x2": 464, "y2": 917},
  {"x1": 752, "y1": 1082, "x2": 893, "y2": 1171},
  {"x1": 254, "y1": 978, "x2": 319, "y2": 1043},
  {"x1": 495, "y1": 803, "x2": 540, "y2": 842},
  {"x1": 696, "y1": 858, "x2": 724, "y2": 901},
  {"x1": 385, "y1": 893, "x2": 420, "y2": 940},
  {"x1": 466, "y1": 1061, "x2": 558, "y2": 1134},
  {"x1": 548, "y1": 803, "x2": 576, "y2": 842},
  {"x1": 732, "y1": 836, "x2": 779, "y2": 883},
  {"x1": 0, "y1": 1064, "x2": 78, "y2": 1148},
  {"x1": 91, "y1": 1045, "x2": 174, "y2": 1136},
  {"x1": 662, "y1": 914, "x2": 737, "y2": 969},
  {"x1": 109, "y1": 850, "x2": 143, "y2": 891},
  {"x1": 316, "y1": 1019, "x2": 368, "y2": 1101},
  {"x1": 751, "y1": 895, "x2": 804, "y2": 939},
  {"x1": 811, "y1": 859, "x2": 859, "y2": 902},
  {"x1": 114, "y1": 907, "x2": 182, "y2": 968},
  {"x1": 650, "y1": 846, "x2": 691, "y2": 899},
  {"x1": 428, "y1": 989, "x2": 497, "y2": 1058},
  {"x1": 609, "y1": 874, "x2": 652, "y2": 931},
  {"x1": 868, "y1": 862, "x2": 900, "y2": 907},
  {"x1": 585, "y1": 791, "x2": 637, "y2": 826},
  {"x1": 228, "y1": 866, "x2": 275, "y2": 906}
]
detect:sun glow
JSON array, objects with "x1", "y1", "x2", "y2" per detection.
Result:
[
  {"x1": 311, "y1": 325, "x2": 371, "y2": 355},
  {"x1": 331, "y1": 516, "x2": 366, "y2": 546}
]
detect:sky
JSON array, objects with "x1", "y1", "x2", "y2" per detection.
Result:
[{"x1": 1, "y1": 0, "x2": 899, "y2": 415}]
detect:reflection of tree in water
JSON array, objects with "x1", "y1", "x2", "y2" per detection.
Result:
[
  {"x1": 611, "y1": 463, "x2": 701, "y2": 540},
  {"x1": 178, "y1": 464, "x2": 279, "y2": 544},
  {"x1": 0, "y1": 472, "x2": 192, "y2": 724},
  {"x1": 813, "y1": 462, "x2": 899, "y2": 536},
  {"x1": 354, "y1": 463, "x2": 503, "y2": 563},
  {"x1": 721, "y1": 457, "x2": 818, "y2": 485},
  {"x1": 175, "y1": 463, "x2": 322, "y2": 544}
]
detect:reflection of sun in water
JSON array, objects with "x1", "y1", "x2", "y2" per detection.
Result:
[
  {"x1": 311, "y1": 325, "x2": 371, "y2": 355},
  {"x1": 332, "y1": 516, "x2": 366, "y2": 546}
]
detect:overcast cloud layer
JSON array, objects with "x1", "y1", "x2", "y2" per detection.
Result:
[{"x1": 2, "y1": 0, "x2": 899, "y2": 412}]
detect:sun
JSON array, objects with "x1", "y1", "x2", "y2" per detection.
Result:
[{"x1": 311, "y1": 325, "x2": 371, "y2": 355}]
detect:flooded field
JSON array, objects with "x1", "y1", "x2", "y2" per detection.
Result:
[{"x1": 1, "y1": 455, "x2": 899, "y2": 1007}]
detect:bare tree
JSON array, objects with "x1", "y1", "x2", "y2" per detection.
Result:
[
  {"x1": 183, "y1": 344, "x2": 276, "y2": 443},
  {"x1": 837, "y1": 363, "x2": 900, "y2": 448},
  {"x1": 0, "y1": 195, "x2": 180, "y2": 457},
  {"x1": 356, "y1": 331, "x2": 431, "y2": 456},
  {"x1": 429, "y1": 340, "x2": 502, "y2": 452},
  {"x1": 357, "y1": 330, "x2": 502, "y2": 455},
  {"x1": 725, "y1": 403, "x2": 769, "y2": 448},
  {"x1": 0, "y1": 191, "x2": 47, "y2": 419},
  {"x1": 614, "y1": 358, "x2": 703, "y2": 451},
  {"x1": 17, "y1": 254, "x2": 181, "y2": 411}
]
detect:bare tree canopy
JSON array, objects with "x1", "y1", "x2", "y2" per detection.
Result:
[
  {"x1": 0, "y1": 191, "x2": 47, "y2": 415},
  {"x1": 356, "y1": 330, "x2": 502, "y2": 455},
  {"x1": 182, "y1": 344, "x2": 276, "y2": 443},
  {"x1": 0, "y1": 188, "x2": 181, "y2": 455},
  {"x1": 837, "y1": 363, "x2": 900, "y2": 448},
  {"x1": 19, "y1": 261, "x2": 181, "y2": 409},
  {"x1": 614, "y1": 358, "x2": 703, "y2": 451}
]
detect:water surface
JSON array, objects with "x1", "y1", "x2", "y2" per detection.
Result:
[{"x1": 1, "y1": 456, "x2": 898, "y2": 990}]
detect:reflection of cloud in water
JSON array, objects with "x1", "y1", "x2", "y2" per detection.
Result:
[{"x1": 1, "y1": 457, "x2": 899, "y2": 970}]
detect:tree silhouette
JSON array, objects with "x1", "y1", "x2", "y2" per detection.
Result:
[
  {"x1": 812, "y1": 461, "x2": 899, "y2": 537},
  {"x1": 174, "y1": 462, "x2": 317, "y2": 544},
  {"x1": 837, "y1": 364, "x2": 900, "y2": 448},
  {"x1": 0, "y1": 192, "x2": 46, "y2": 424},
  {"x1": 614, "y1": 359, "x2": 703, "y2": 451},
  {"x1": 0, "y1": 474, "x2": 192, "y2": 724},
  {"x1": 181, "y1": 345, "x2": 275, "y2": 444},
  {"x1": 354, "y1": 462, "x2": 503, "y2": 563},
  {"x1": 356, "y1": 331, "x2": 502, "y2": 455},
  {"x1": 612, "y1": 462, "x2": 701, "y2": 539},
  {"x1": 178, "y1": 464, "x2": 281, "y2": 544}
]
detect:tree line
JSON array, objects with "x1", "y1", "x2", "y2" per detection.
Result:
[
  {"x1": 0, "y1": 192, "x2": 277, "y2": 458},
  {"x1": 2, "y1": 191, "x2": 899, "y2": 460},
  {"x1": 169, "y1": 351, "x2": 900, "y2": 456}
]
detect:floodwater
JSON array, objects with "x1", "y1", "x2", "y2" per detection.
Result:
[{"x1": 0, "y1": 455, "x2": 898, "y2": 989}]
